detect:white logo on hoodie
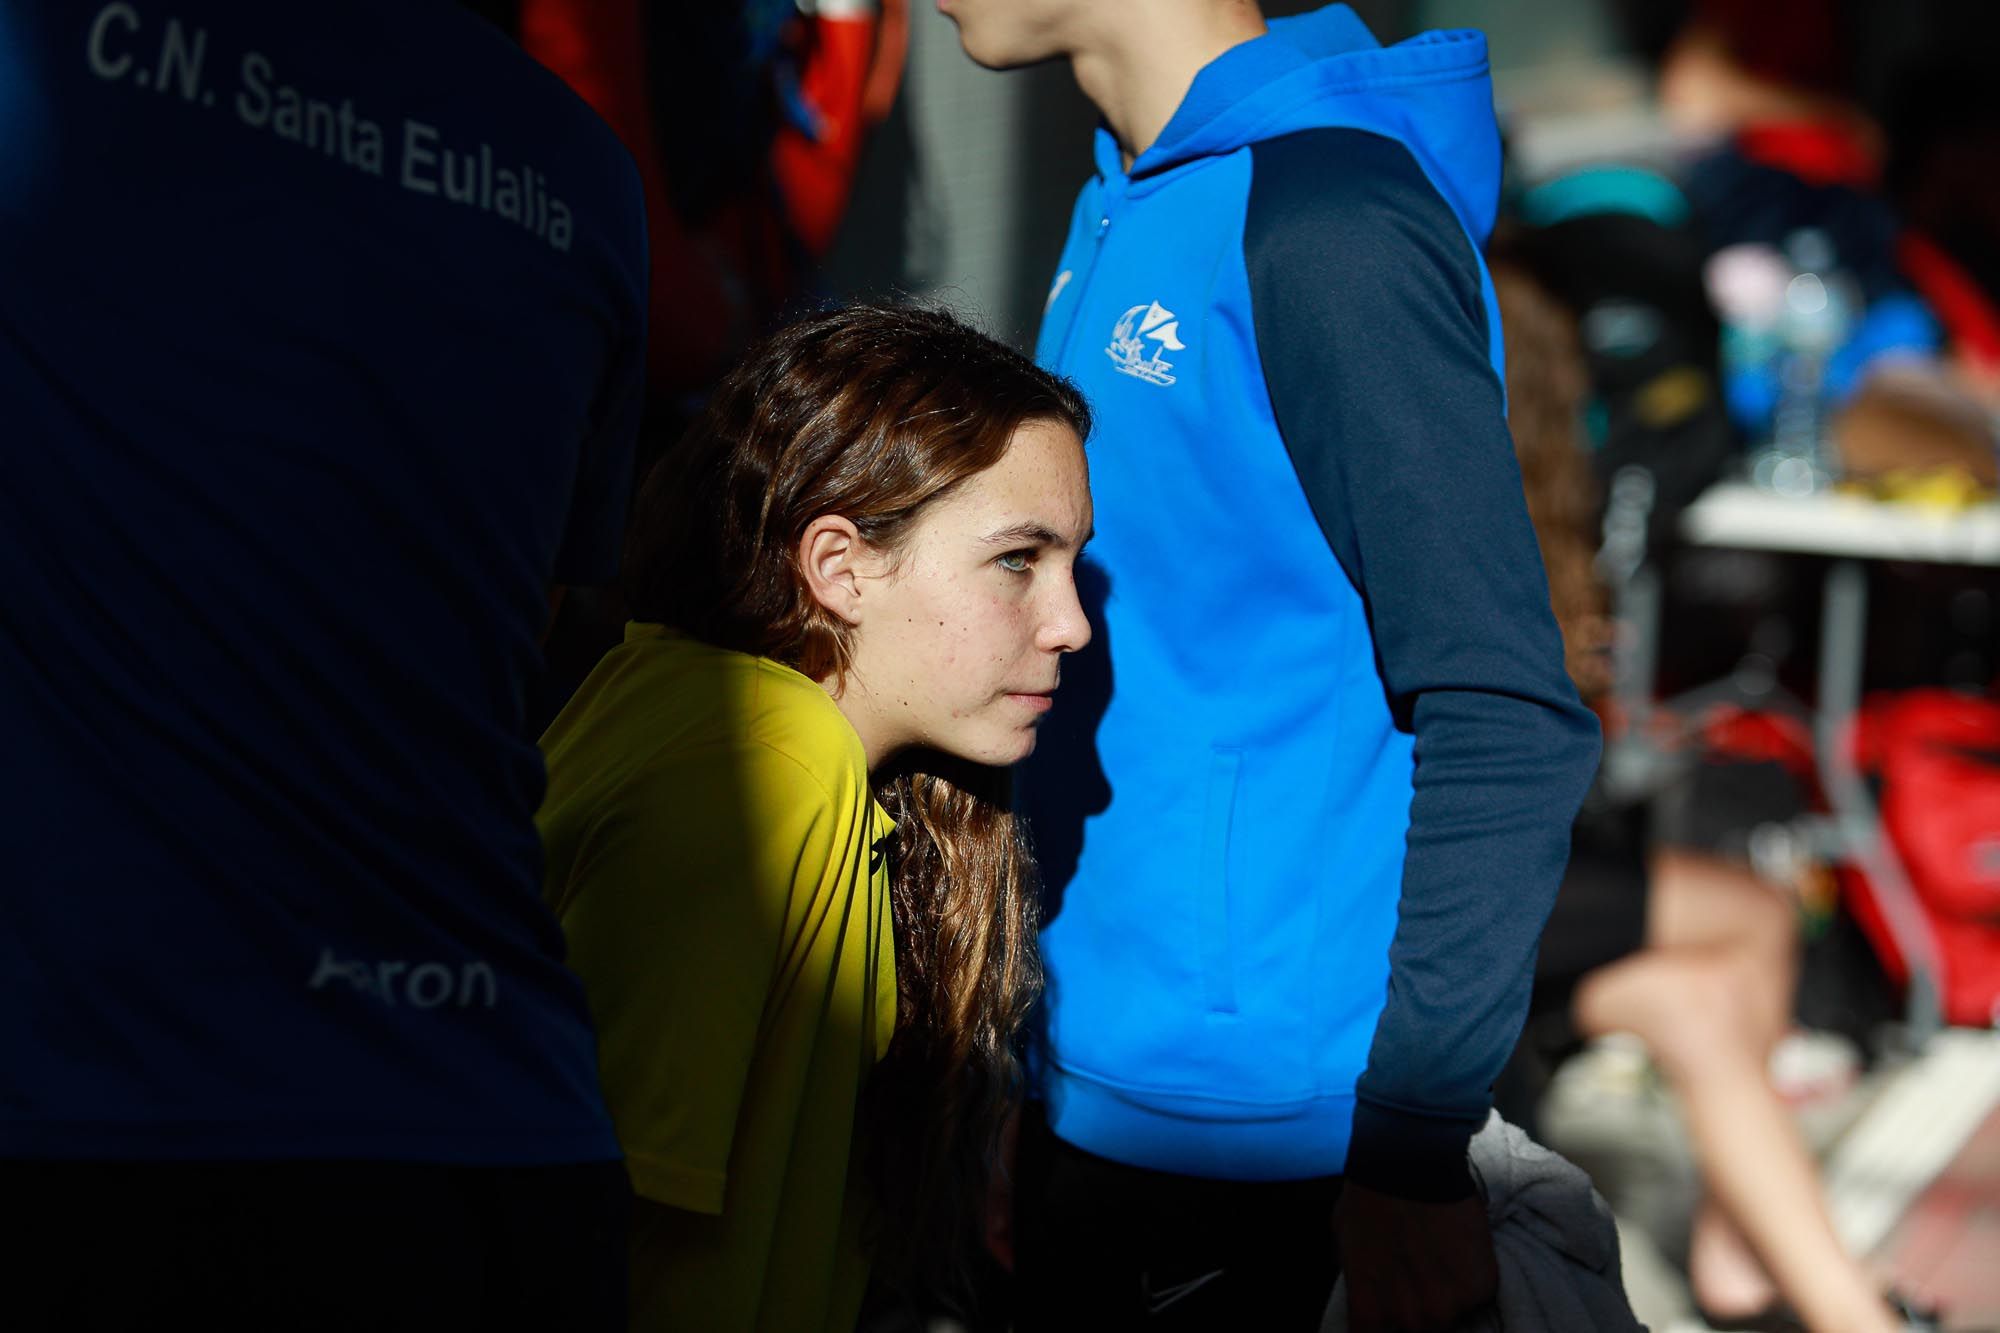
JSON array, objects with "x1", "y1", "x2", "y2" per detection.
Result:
[{"x1": 1106, "y1": 300, "x2": 1185, "y2": 386}]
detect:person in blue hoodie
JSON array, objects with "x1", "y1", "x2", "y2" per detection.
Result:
[{"x1": 941, "y1": 3, "x2": 1602, "y2": 1328}]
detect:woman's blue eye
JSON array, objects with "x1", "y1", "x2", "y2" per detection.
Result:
[{"x1": 997, "y1": 551, "x2": 1032, "y2": 573}]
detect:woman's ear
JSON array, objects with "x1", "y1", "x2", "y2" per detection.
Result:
[{"x1": 799, "y1": 515, "x2": 867, "y2": 626}]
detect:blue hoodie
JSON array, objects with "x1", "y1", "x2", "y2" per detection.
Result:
[{"x1": 1022, "y1": 5, "x2": 1600, "y2": 1198}]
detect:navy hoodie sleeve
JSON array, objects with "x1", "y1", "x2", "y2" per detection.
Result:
[{"x1": 1244, "y1": 128, "x2": 1601, "y2": 1201}]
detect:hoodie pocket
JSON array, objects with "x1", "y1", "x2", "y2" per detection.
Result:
[{"x1": 1197, "y1": 747, "x2": 1241, "y2": 1014}]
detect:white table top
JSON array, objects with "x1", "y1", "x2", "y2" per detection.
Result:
[{"x1": 1680, "y1": 481, "x2": 2000, "y2": 566}]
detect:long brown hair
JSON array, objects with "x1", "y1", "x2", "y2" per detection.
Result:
[
  {"x1": 624, "y1": 303, "x2": 1091, "y2": 1302},
  {"x1": 1490, "y1": 259, "x2": 1614, "y2": 698}
]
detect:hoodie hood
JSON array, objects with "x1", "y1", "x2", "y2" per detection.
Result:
[{"x1": 1110, "y1": 4, "x2": 1501, "y2": 245}]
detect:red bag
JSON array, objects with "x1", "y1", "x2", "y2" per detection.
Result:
[{"x1": 1844, "y1": 690, "x2": 2000, "y2": 1027}]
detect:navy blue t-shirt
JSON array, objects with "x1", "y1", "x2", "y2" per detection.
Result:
[{"x1": 1, "y1": 0, "x2": 646, "y2": 1162}]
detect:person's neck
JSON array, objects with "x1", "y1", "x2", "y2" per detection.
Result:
[
  {"x1": 1069, "y1": 1, "x2": 1268, "y2": 170},
  {"x1": 821, "y1": 673, "x2": 896, "y2": 772}
]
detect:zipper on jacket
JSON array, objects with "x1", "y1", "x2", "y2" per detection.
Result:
[{"x1": 1053, "y1": 176, "x2": 1125, "y2": 370}]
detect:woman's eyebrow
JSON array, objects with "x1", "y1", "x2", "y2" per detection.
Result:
[{"x1": 979, "y1": 521, "x2": 1064, "y2": 548}]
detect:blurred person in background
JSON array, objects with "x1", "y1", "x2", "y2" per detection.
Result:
[
  {"x1": 1510, "y1": 0, "x2": 1997, "y2": 787},
  {"x1": 1646, "y1": 0, "x2": 1996, "y2": 493},
  {"x1": 1492, "y1": 259, "x2": 1935, "y2": 1333},
  {"x1": 537, "y1": 306, "x2": 1094, "y2": 1331},
  {"x1": 944, "y1": 2, "x2": 1602, "y2": 1328},
  {"x1": 1, "y1": 0, "x2": 645, "y2": 1326}
]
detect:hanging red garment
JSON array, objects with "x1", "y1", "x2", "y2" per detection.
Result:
[
  {"x1": 519, "y1": 0, "x2": 906, "y2": 397},
  {"x1": 520, "y1": 0, "x2": 737, "y2": 393},
  {"x1": 773, "y1": 0, "x2": 908, "y2": 257}
]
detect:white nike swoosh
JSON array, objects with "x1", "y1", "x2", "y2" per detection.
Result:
[{"x1": 1141, "y1": 1267, "x2": 1225, "y2": 1315}]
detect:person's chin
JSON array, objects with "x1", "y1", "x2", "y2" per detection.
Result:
[
  {"x1": 925, "y1": 726, "x2": 1032, "y2": 770},
  {"x1": 947, "y1": 22, "x2": 1050, "y2": 71},
  {"x1": 952, "y1": 35, "x2": 1006, "y2": 70},
  {"x1": 1000, "y1": 726, "x2": 1042, "y2": 765},
  {"x1": 964, "y1": 729, "x2": 1038, "y2": 769}
]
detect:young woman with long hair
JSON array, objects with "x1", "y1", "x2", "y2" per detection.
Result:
[
  {"x1": 1493, "y1": 259, "x2": 1920, "y2": 1333},
  {"x1": 536, "y1": 304, "x2": 1093, "y2": 1330}
]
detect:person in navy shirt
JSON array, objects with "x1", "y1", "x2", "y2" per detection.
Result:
[
  {"x1": 1, "y1": 2, "x2": 645, "y2": 1324},
  {"x1": 944, "y1": 2, "x2": 1602, "y2": 1328}
]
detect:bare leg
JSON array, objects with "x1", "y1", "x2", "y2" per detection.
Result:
[
  {"x1": 1651, "y1": 851, "x2": 1796, "y2": 1320},
  {"x1": 1688, "y1": 1194, "x2": 1782, "y2": 1318},
  {"x1": 1571, "y1": 849, "x2": 1900, "y2": 1333},
  {"x1": 1644, "y1": 850, "x2": 1795, "y2": 1047}
]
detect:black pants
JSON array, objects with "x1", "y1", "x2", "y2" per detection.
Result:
[
  {"x1": 1, "y1": 1159, "x2": 629, "y2": 1332},
  {"x1": 1013, "y1": 1107, "x2": 1343, "y2": 1332}
]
